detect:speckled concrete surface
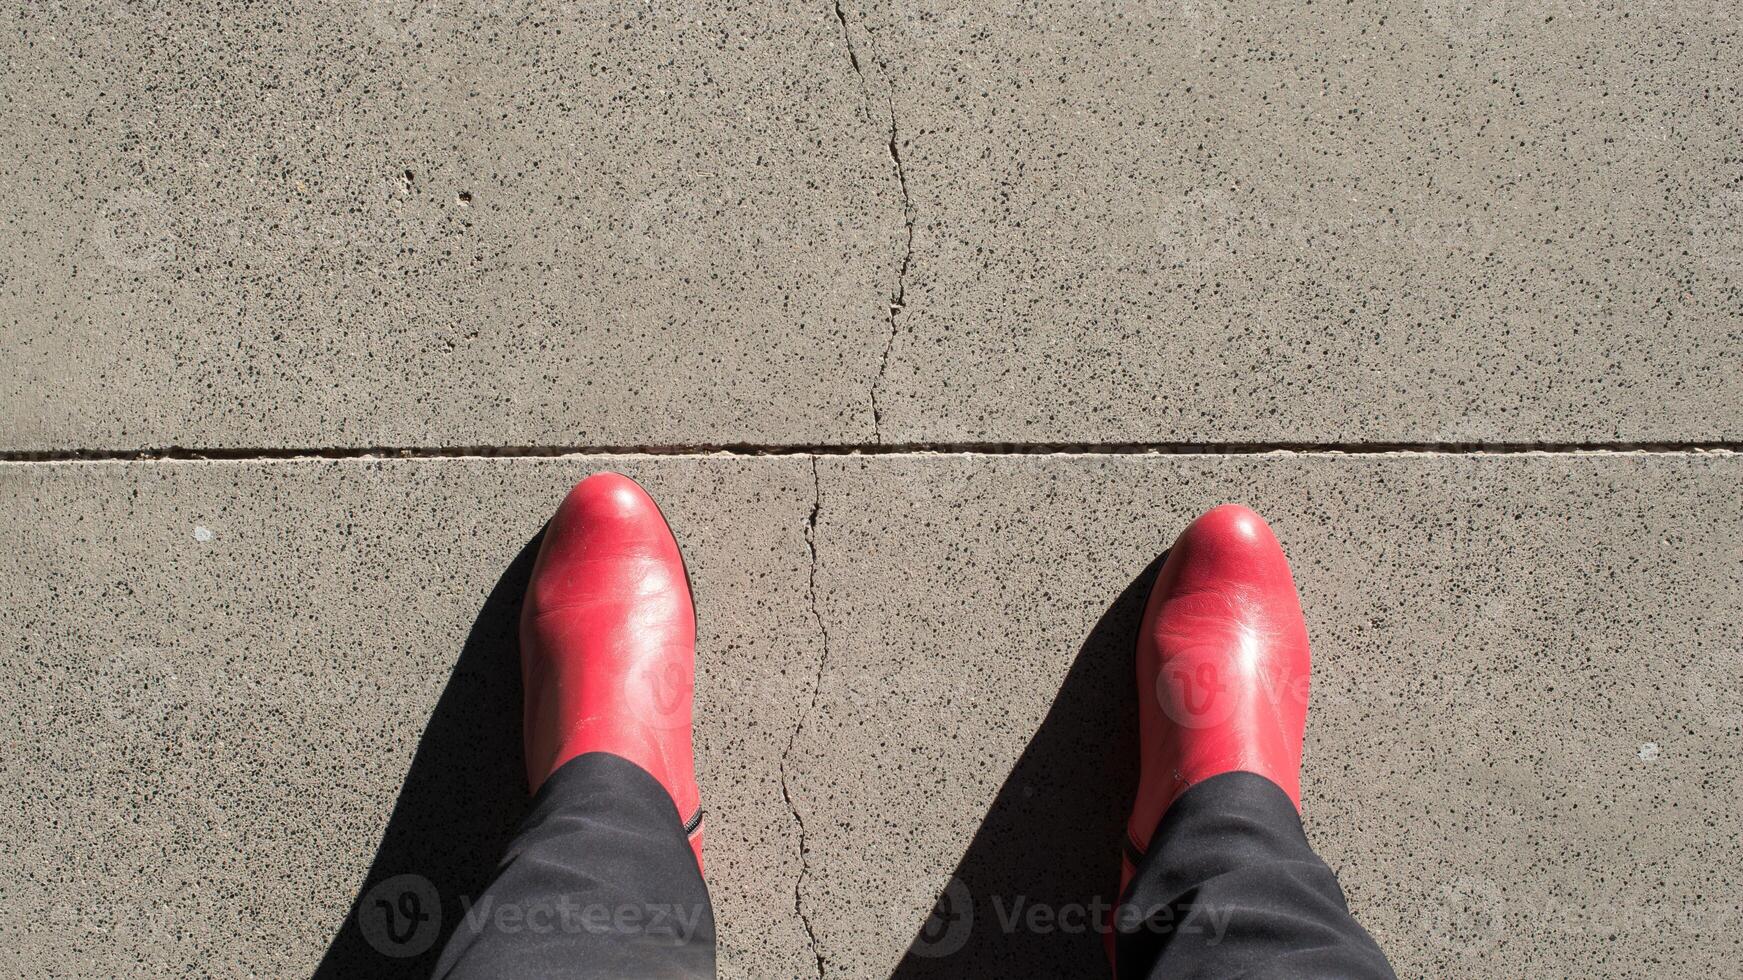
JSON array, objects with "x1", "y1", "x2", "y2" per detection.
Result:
[
  {"x1": 5, "y1": 1, "x2": 1740, "y2": 449},
  {"x1": 795, "y1": 452, "x2": 1742, "y2": 978},
  {"x1": 835, "y1": 0, "x2": 1743, "y2": 444},
  {"x1": 3, "y1": 0, "x2": 1741, "y2": 976},
  {"x1": 7, "y1": 453, "x2": 1735, "y2": 978},
  {"x1": 1, "y1": 1, "x2": 899, "y2": 450},
  {"x1": 0, "y1": 457, "x2": 821, "y2": 979}
]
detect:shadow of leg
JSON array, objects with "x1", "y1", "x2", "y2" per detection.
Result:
[
  {"x1": 888, "y1": 553, "x2": 1163, "y2": 980},
  {"x1": 311, "y1": 533, "x2": 540, "y2": 979}
]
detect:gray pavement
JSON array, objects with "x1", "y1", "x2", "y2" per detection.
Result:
[
  {"x1": 3, "y1": 454, "x2": 1739, "y2": 978},
  {"x1": 3, "y1": 0, "x2": 1739, "y2": 449},
  {"x1": 3, "y1": 0, "x2": 1741, "y2": 977},
  {"x1": 1, "y1": 458, "x2": 823, "y2": 978},
  {"x1": 800, "y1": 452, "x2": 1742, "y2": 977},
  {"x1": 3, "y1": 2, "x2": 895, "y2": 450}
]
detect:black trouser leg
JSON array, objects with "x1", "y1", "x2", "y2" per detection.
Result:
[
  {"x1": 1115, "y1": 771, "x2": 1395, "y2": 980},
  {"x1": 432, "y1": 751, "x2": 714, "y2": 980}
]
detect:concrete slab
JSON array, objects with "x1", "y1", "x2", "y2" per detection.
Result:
[
  {"x1": 1, "y1": 2, "x2": 900, "y2": 450},
  {"x1": 851, "y1": 0, "x2": 1743, "y2": 443},
  {"x1": 8, "y1": 3, "x2": 1740, "y2": 452},
  {"x1": 4, "y1": 452, "x2": 1738, "y2": 978},
  {"x1": 0, "y1": 456, "x2": 821, "y2": 979},
  {"x1": 795, "y1": 452, "x2": 1743, "y2": 977}
]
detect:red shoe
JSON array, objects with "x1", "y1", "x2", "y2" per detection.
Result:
[
  {"x1": 1117, "y1": 504, "x2": 1310, "y2": 925},
  {"x1": 520, "y1": 472, "x2": 705, "y2": 871}
]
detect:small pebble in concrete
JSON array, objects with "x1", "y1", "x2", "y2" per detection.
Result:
[
  {"x1": 192, "y1": 525, "x2": 214, "y2": 543},
  {"x1": 1638, "y1": 742, "x2": 1661, "y2": 762}
]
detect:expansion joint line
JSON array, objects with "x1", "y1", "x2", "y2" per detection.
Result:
[{"x1": 2, "y1": 442, "x2": 1736, "y2": 462}]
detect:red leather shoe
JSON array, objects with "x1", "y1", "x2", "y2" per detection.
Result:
[
  {"x1": 1119, "y1": 504, "x2": 1311, "y2": 905},
  {"x1": 520, "y1": 472, "x2": 705, "y2": 871}
]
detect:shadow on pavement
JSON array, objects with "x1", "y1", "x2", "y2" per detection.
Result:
[
  {"x1": 887, "y1": 552, "x2": 1163, "y2": 980},
  {"x1": 312, "y1": 533, "x2": 540, "y2": 979}
]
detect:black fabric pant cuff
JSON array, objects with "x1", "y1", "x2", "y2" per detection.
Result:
[
  {"x1": 1115, "y1": 771, "x2": 1396, "y2": 980},
  {"x1": 431, "y1": 751, "x2": 715, "y2": 980}
]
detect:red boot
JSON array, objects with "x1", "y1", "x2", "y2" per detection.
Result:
[
  {"x1": 1117, "y1": 504, "x2": 1311, "y2": 931},
  {"x1": 520, "y1": 472, "x2": 705, "y2": 871}
]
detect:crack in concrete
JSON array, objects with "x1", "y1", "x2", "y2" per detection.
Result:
[
  {"x1": 831, "y1": 0, "x2": 865, "y2": 83},
  {"x1": 779, "y1": 456, "x2": 831, "y2": 979},
  {"x1": 833, "y1": 0, "x2": 915, "y2": 445},
  {"x1": 876, "y1": 116, "x2": 915, "y2": 447}
]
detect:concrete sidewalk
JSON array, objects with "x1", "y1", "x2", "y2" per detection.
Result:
[
  {"x1": 4, "y1": 453, "x2": 1737, "y2": 977},
  {"x1": 4, "y1": 0, "x2": 1737, "y2": 450},
  {"x1": 2, "y1": 0, "x2": 1740, "y2": 977}
]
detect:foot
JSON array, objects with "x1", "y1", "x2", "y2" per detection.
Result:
[
  {"x1": 520, "y1": 472, "x2": 704, "y2": 869},
  {"x1": 1122, "y1": 504, "x2": 1310, "y2": 890}
]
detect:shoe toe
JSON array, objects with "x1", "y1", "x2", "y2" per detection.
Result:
[
  {"x1": 1163, "y1": 503, "x2": 1295, "y2": 598},
  {"x1": 529, "y1": 472, "x2": 687, "y2": 617},
  {"x1": 560, "y1": 471, "x2": 664, "y2": 529}
]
